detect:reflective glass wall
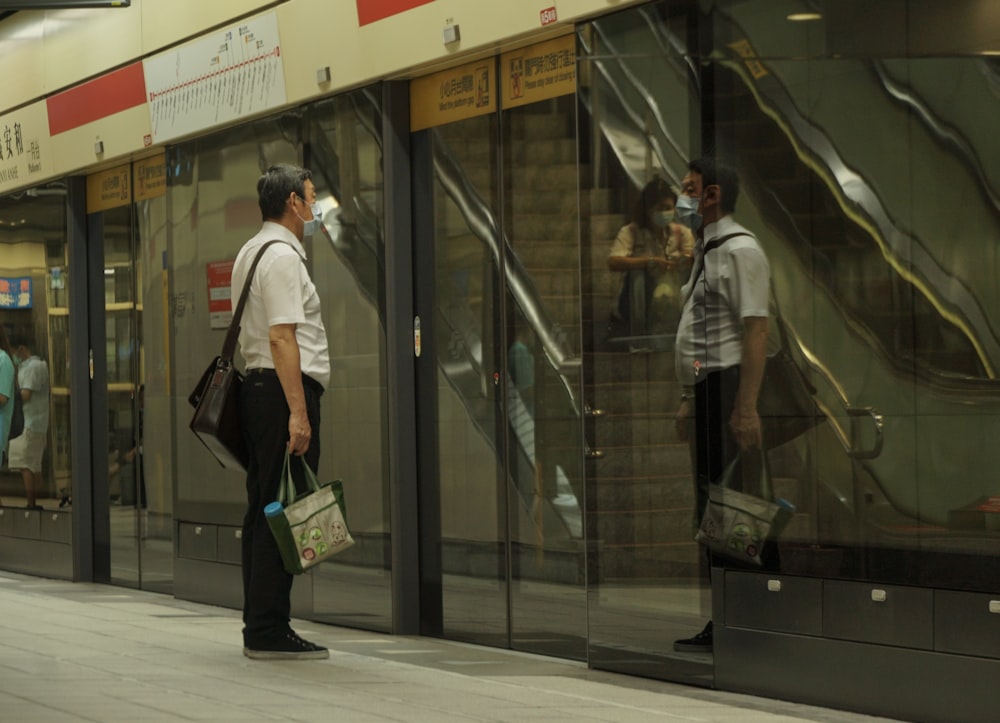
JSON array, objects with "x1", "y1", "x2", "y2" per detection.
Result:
[
  {"x1": 410, "y1": 51, "x2": 587, "y2": 659},
  {"x1": 579, "y1": 0, "x2": 1000, "y2": 684},
  {"x1": 578, "y1": 2, "x2": 708, "y2": 683},
  {"x1": 167, "y1": 88, "x2": 392, "y2": 629},
  {"x1": 305, "y1": 92, "x2": 392, "y2": 629},
  {"x1": 0, "y1": 188, "x2": 66, "y2": 519},
  {"x1": 134, "y1": 158, "x2": 173, "y2": 592},
  {"x1": 87, "y1": 157, "x2": 171, "y2": 592},
  {"x1": 502, "y1": 94, "x2": 587, "y2": 660},
  {"x1": 707, "y1": 0, "x2": 1000, "y2": 590}
]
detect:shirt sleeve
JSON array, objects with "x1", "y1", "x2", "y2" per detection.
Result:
[
  {"x1": 608, "y1": 224, "x2": 635, "y2": 258},
  {"x1": 0, "y1": 354, "x2": 13, "y2": 400},
  {"x1": 19, "y1": 361, "x2": 41, "y2": 391},
  {"x1": 730, "y1": 246, "x2": 771, "y2": 319},
  {"x1": 677, "y1": 225, "x2": 696, "y2": 256},
  {"x1": 260, "y1": 252, "x2": 306, "y2": 327}
]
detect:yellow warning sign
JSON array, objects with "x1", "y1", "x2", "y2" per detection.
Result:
[
  {"x1": 410, "y1": 59, "x2": 496, "y2": 131},
  {"x1": 728, "y1": 39, "x2": 769, "y2": 80},
  {"x1": 135, "y1": 153, "x2": 167, "y2": 202},
  {"x1": 502, "y1": 34, "x2": 576, "y2": 110},
  {"x1": 86, "y1": 163, "x2": 131, "y2": 213}
]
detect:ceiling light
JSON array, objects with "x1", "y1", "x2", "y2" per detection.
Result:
[{"x1": 787, "y1": 13, "x2": 822, "y2": 21}]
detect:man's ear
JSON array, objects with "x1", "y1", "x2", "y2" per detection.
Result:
[{"x1": 701, "y1": 184, "x2": 721, "y2": 212}]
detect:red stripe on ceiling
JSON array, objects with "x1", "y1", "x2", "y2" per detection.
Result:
[
  {"x1": 356, "y1": 0, "x2": 434, "y2": 26},
  {"x1": 46, "y1": 62, "x2": 147, "y2": 136}
]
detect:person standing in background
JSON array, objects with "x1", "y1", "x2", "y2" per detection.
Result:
[
  {"x1": 8, "y1": 337, "x2": 49, "y2": 509},
  {"x1": 232, "y1": 163, "x2": 332, "y2": 660},
  {"x1": 608, "y1": 176, "x2": 695, "y2": 344},
  {"x1": 0, "y1": 326, "x2": 15, "y2": 486}
]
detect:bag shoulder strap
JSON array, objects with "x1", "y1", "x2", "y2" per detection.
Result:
[
  {"x1": 220, "y1": 239, "x2": 287, "y2": 362},
  {"x1": 701, "y1": 232, "x2": 793, "y2": 350},
  {"x1": 687, "y1": 231, "x2": 753, "y2": 293},
  {"x1": 701, "y1": 231, "x2": 752, "y2": 259}
]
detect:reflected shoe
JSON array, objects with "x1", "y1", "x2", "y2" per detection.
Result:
[
  {"x1": 243, "y1": 631, "x2": 329, "y2": 660},
  {"x1": 673, "y1": 621, "x2": 713, "y2": 653}
]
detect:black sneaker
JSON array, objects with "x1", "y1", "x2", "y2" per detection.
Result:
[
  {"x1": 673, "y1": 620, "x2": 713, "y2": 653},
  {"x1": 243, "y1": 631, "x2": 329, "y2": 660}
]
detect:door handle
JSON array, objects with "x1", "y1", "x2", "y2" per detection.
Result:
[{"x1": 847, "y1": 406, "x2": 883, "y2": 460}]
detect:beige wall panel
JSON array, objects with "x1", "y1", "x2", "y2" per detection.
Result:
[
  {"x1": 140, "y1": 0, "x2": 278, "y2": 51},
  {"x1": 277, "y1": 0, "x2": 364, "y2": 103},
  {"x1": 1, "y1": 244, "x2": 47, "y2": 269},
  {"x1": 355, "y1": 0, "x2": 553, "y2": 81},
  {"x1": 49, "y1": 105, "x2": 152, "y2": 181},
  {"x1": 553, "y1": 0, "x2": 642, "y2": 23},
  {"x1": 0, "y1": 14, "x2": 45, "y2": 111},
  {"x1": 279, "y1": 0, "x2": 593, "y2": 103},
  {"x1": 42, "y1": 7, "x2": 144, "y2": 93}
]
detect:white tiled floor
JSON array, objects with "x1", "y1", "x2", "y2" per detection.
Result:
[{"x1": 0, "y1": 571, "x2": 899, "y2": 722}]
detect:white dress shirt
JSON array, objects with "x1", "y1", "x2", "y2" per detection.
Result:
[
  {"x1": 675, "y1": 216, "x2": 770, "y2": 387},
  {"x1": 231, "y1": 221, "x2": 331, "y2": 389}
]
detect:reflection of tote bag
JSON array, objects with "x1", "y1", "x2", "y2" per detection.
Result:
[
  {"x1": 695, "y1": 451, "x2": 795, "y2": 566},
  {"x1": 265, "y1": 453, "x2": 354, "y2": 575}
]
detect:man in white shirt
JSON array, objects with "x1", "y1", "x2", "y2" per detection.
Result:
[
  {"x1": 9, "y1": 338, "x2": 49, "y2": 510},
  {"x1": 672, "y1": 158, "x2": 771, "y2": 653},
  {"x1": 232, "y1": 164, "x2": 331, "y2": 660}
]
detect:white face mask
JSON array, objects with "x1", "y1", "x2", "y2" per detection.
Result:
[
  {"x1": 296, "y1": 199, "x2": 323, "y2": 237},
  {"x1": 675, "y1": 194, "x2": 702, "y2": 231},
  {"x1": 651, "y1": 210, "x2": 674, "y2": 228}
]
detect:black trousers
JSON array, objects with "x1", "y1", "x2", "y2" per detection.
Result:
[
  {"x1": 693, "y1": 365, "x2": 777, "y2": 571},
  {"x1": 240, "y1": 369, "x2": 322, "y2": 641}
]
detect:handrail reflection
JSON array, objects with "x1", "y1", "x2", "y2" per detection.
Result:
[
  {"x1": 430, "y1": 130, "x2": 582, "y2": 411},
  {"x1": 583, "y1": 9, "x2": 886, "y2": 462},
  {"x1": 874, "y1": 61, "x2": 1000, "y2": 219},
  {"x1": 577, "y1": 20, "x2": 690, "y2": 189},
  {"x1": 713, "y1": 18, "x2": 1000, "y2": 377}
]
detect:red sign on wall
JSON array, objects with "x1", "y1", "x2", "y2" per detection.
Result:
[
  {"x1": 206, "y1": 260, "x2": 235, "y2": 329},
  {"x1": 540, "y1": 6, "x2": 558, "y2": 26},
  {"x1": 356, "y1": 0, "x2": 434, "y2": 26}
]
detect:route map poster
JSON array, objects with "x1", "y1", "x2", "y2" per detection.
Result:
[{"x1": 143, "y1": 13, "x2": 286, "y2": 144}]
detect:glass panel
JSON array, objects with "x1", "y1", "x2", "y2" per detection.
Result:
[
  {"x1": 305, "y1": 89, "x2": 393, "y2": 631},
  {"x1": 136, "y1": 159, "x2": 174, "y2": 593},
  {"x1": 0, "y1": 188, "x2": 65, "y2": 518},
  {"x1": 429, "y1": 113, "x2": 507, "y2": 645},
  {"x1": 502, "y1": 96, "x2": 586, "y2": 660},
  {"x1": 707, "y1": 0, "x2": 1000, "y2": 594},
  {"x1": 102, "y1": 203, "x2": 143, "y2": 587},
  {"x1": 579, "y1": 2, "x2": 708, "y2": 682},
  {"x1": 169, "y1": 119, "x2": 300, "y2": 513}
]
